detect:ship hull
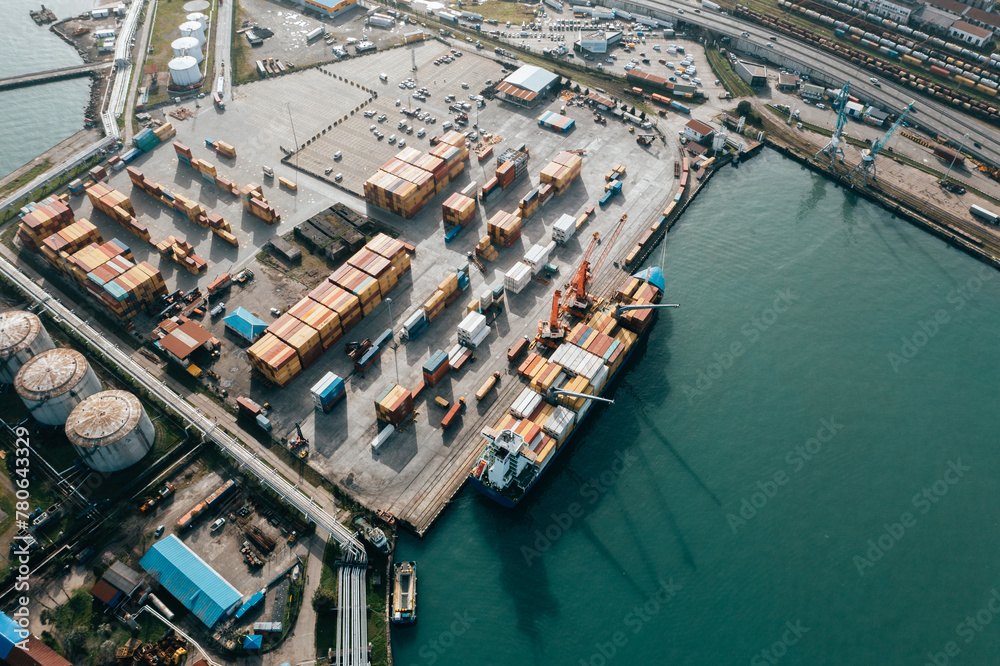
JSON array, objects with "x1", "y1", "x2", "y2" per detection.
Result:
[{"x1": 468, "y1": 316, "x2": 650, "y2": 507}]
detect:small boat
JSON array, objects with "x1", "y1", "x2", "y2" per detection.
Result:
[{"x1": 392, "y1": 561, "x2": 417, "y2": 623}]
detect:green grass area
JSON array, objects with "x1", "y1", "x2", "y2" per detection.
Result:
[
  {"x1": 706, "y1": 48, "x2": 753, "y2": 98},
  {"x1": 367, "y1": 557, "x2": 389, "y2": 666},
  {"x1": 0, "y1": 154, "x2": 103, "y2": 225},
  {"x1": 231, "y1": 0, "x2": 257, "y2": 87},
  {"x1": 0, "y1": 160, "x2": 53, "y2": 197},
  {"x1": 461, "y1": 1, "x2": 538, "y2": 24},
  {"x1": 314, "y1": 539, "x2": 341, "y2": 657}
]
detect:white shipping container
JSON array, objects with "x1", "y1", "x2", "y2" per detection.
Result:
[
  {"x1": 479, "y1": 287, "x2": 494, "y2": 309},
  {"x1": 402, "y1": 310, "x2": 427, "y2": 335},
  {"x1": 523, "y1": 243, "x2": 553, "y2": 275},
  {"x1": 511, "y1": 387, "x2": 544, "y2": 419},
  {"x1": 464, "y1": 326, "x2": 490, "y2": 348},
  {"x1": 543, "y1": 405, "x2": 576, "y2": 441},
  {"x1": 553, "y1": 214, "x2": 577, "y2": 243},
  {"x1": 458, "y1": 311, "x2": 487, "y2": 335},
  {"x1": 504, "y1": 262, "x2": 532, "y2": 293},
  {"x1": 590, "y1": 365, "x2": 610, "y2": 392}
]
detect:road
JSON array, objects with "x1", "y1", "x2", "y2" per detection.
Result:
[
  {"x1": 0, "y1": 62, "x2": 113, "y2": 91},
  {"x1": 215, "y1": 0, "x2": 234, "y2": 101},
  {"x1": 603, "y1": 0, "x2": 1000, "y2": 162},
  {"x1": 124, "y1": 0, "x2": 159, "y2": 145},
  {"x1": 0, "y1": 248, "x2": 369, "y2": 663}
]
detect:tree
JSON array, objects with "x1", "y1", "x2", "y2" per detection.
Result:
[
  {"x1": 736, "y1": 100, "x2": 752, "y2": 118},
  {"x1": 98, "y1": 640, "x2": 117, "y2": 665},
  {"x1": 640, "y1": 110, "x2": 646, "y2": 120}
]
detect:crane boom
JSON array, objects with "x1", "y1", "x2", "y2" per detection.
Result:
[
  {"x1": 815, "y1": 82, "x2": 850, "y2": 166},
  {"x1": 851, "y1": 102, "x2": 913, "y2": 185}
]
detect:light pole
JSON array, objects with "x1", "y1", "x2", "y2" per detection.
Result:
[
  {"x1": 286, "y1": 102, "x2": 298, "y2": 187},
  {"x1": 386, "y1": 297, "x2": 399, "y2": 384},
  {"x1": 943, "y1": 132, "x2": 969, "y2": 183}
]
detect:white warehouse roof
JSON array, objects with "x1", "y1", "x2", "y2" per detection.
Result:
[{"x1": 504, "y1": 65, "x2": 559, "y2": 93}]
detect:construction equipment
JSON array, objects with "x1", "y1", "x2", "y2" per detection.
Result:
[
  {"x1": 851, "y1": 102, "x2": 913, "y2": 185},
  {"x1": 467, "y1": 251, "x2": 487, "y2": 274},
  {"x1": 815, "y1": 82, "x2": 850, "y2": 167},
  {"x1": 345, "y1": 338, "x2": 372, "y2": 361},
  {"x1": 636, "y1": 134, "x2": 655, "y2": 146},
  {"x1": 288, "y1": 422, "x2": 308, "y2": 452}
]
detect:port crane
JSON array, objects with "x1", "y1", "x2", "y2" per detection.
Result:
[
  {"x1": 536, "y1": 214, "x2": 629, "y2": 347},
  {"x1": 815, "y1": 82, "x2": 851, "y2": 166},
  {"x1": 850, "y1": 102, "x2": 913, "y2": 185}
]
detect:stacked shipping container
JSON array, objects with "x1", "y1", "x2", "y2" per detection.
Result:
[
  {"x1": 486, "y1": 210, "x2": 522, "y2": 247},
  {"x1": 85, "y1": 183, "x2": 151, "y2": 242},
  {"x1": 442, "y1": 193, "x2": 477, "y2": 227},
  {"x1": 375, "y1": 384, "x2": 414, "y2": 425},
  {"x1": 240, "y1": 183, "x2": 281, "y2": 224},
  {"x1": 364, "y1": 134, "x2": 469, "y2": 218},
  {"x1": 127, "y1": 167, "x2": 238, "y2": 246},
  {"x1": 16, "y1": 197, "x2": 75, "y2": 250},
  {"x1": 538, "y1": 151, "x2": 584, "y2": 196}
]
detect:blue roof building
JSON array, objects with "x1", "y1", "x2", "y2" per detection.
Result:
[
  {"x1": 0, "y1": 612, "x2": 25, "y2": 659},
  {"x1": 223, "y1": 307, "x2": 268, "y2": 344},
  {"x1": 139, "y1": 535, "x2": 243, "y2": 628},
  {"x1": 243, "y1": 634, "x2": 263, "y2": 650}
]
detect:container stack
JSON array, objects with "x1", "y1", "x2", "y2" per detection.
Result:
[
  {"x1": 40, "y1": 219, "x2": 102, "y2": 272},
  {"x1": 247, "y1": 333, "x2": 304, "y2": 388},
  {"x1": 442, "y1": 193, "x2": 476, "y2": 228},
  {"x1": 552, "y1": 214, "x2": 577, "y2": 243},
  {"x1": 288, "y1": 297, "x2": 343, "y2": 351},
  {"x1": 422, "y1": 350, "x2": 450, "y2": 387},
  {"x1": 567, "y1": 322, "x2": 625, "y2": 373},
  {"x1": 530, "y1": 361, "x2": 565, "y2": 393},
  {"x1": 457, "y1": 311, "x2": 490, "y2": 348},
  {"x1": 401, "y1": 309, "x2": 429, "y2": 341},
  {"x1": 189, "y1": 157, "x2": 239, "y2": 195},
  {"x1": 511, "y1": 386, "x2": 544, "y2": 420},
  {"x1": 364, "y1": 137, "x2": 468, "y2": 218},
  {"x1": 550, "y1": 343, "x2": 610, "y2": 392},
  {"x1": 519, "y1": 187, "x2": 543, "y2": 219},
  {"x1": 365, "y1": 233, "x2": 412, "y2": 276},
  {"x1": 330, "y1": 265, "x2": 381, "y2": 315},
  {"x1": 537, "y1": 111, "x2": 576, "y2": 133},
  {"x1": 557, "y1": 374, "x2": 593, "y2": 410},
  {"x1": 480, "y1": 177, "x2": 501, "y2": 204},
  {"x1": 155, "y1": 236, "x2": 207, "y2": 274},
  {"x1": 475, "y1": 235, "x2": 499, "y2": 262},
  {"x1": 504, "y1": 262, "x2": 533, "y2": 294},
  {"x1": 85, "y1": 183, "x2": 151, "y2": 242},
  {"x1": 523, "y1": 242, "x2": 555, "y2": 275},
  {"x1": 212, "y1": 140, "x2": 237, "y2": 159},
  {"x1": 99, "y1": 262, "x2": 168, "y2": 320},
  {"x1": 310, "y1": 280, "x2": 364, "y2": 334},
  {"x1": 66, "y1": 239, "x2": 133, "y2": 286},
  {"x1": 347, "y1": 248, "x2": 398, "y2": 298},
  {"x1": 133, "y1": 127, "x2": 161, "y2": 153},
  {"x1": 266, "y1": 313, "x2": 323, "y2": 369},
  {"x1": 153, "y1": 122, "x2": 176, "y2": 142},
  {"x1": 16, "y1": 197, "x2": 74, "y2": 251},
  {"x1": 422, "y1": 289, "x2": 446, "y2": 323},
  {"x1": 89, "y1": 165, "x2": 108, "y2": 182},
  {"x1": 375, "y1": 384, "x2": 414, "y2": 426},
  {"x1": 495, "y1": 148, "x2": 529, "y2": 190},
  {"x1": 486, "y1": 210, "x2": 522, "y2": 247},
  {"x1": 173, "y1": 141, "x2": 193, "y2": 165},
  {"x1": 240, "y1": 183, "x2": 281, "y2": 224},
  {"x1": 311, "y1": 372, "x2": 346, "y2": 412},
  {"x1": 127, "y1": 167, "x2": 238, "y2": 246},
  {"x1": 540, "y1": 151, "x2": 584, "y2": 195}
]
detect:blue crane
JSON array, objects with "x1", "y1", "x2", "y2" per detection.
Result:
[
  {"x1": 815, "y1": 82, "x2": 851, "y2": 167},
  {"x1": 851, "y1": 102, "x2": 914, "y2": 185}
]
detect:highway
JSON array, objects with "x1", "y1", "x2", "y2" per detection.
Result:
[
  {"x1": 608, "y1": 0, "x2": 1000, "y2": 162},
  {"x1": 0, "y1": 250, "x2": 370, "y2": 661}
]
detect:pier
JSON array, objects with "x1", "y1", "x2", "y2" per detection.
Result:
[{"x1": 0, "y1": 61, "x2": 112, "y2": 91}]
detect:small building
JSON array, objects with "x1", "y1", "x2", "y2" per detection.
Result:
[
  {"x1": 684, "y1": 119, "x2": 715, "y2": 144},
  {"x1": 223, "y1": 307, "x2": 268, "y2": 344},
  {"x1": 268, "y1": 236, "x2": 302, "y2": 263},
  {"x1": 845, "y1": 101, "x2": 865, "y2": 118},
  {"x1": 586, "y1": 92, "x2": 617, "y2": 110},
  {"x1": 777, "y1": 72, "x2": 800, "y2": 91},
  {"x1": 864, "y1": 108, "x2": 888, "y2": 127},
  {"x1": 963, "y1": 6, "x2": 1000, "y2": 34},
  {"x1": 139, "y1": 534, "x2": 243, "y2": 628},
  {"x1": 155, "y1": 318, "x2": 221, "y2": 368},
  {"x1": 801, "y1": 83, "x2": 825, "y2": 100},
  {"x1": 0, "y1": 612, "x2": 72, "y2": 666},
  {"x1": 495, "y1": 65, "x2": 560, "y2": 108},
  {"x1": 948, "y1": 20, "x2": 992, "y2": 46},
  {"x1": 575, "y1": 29, "x2": 623, "y2": 54},
  {"x1": 733, "y1": 60, "x2": 767, "y2": 88},
  {"x1": 292, "y1": 0, "x2": 358, "y2": 18},
  {"x1": 91, "y1": 561, "x2": 144, "y2": 609},
  {"x1": 91, "y1": 7, "x2": 110, "y2": 18}
]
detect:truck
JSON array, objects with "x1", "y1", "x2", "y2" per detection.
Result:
[
  {"x1": 213, "y1": 91, "x2": 224, "y2": 109},
  {"x1": 441, "y1": 397, "x2": 466, "y2": 429},
  {"x1": 207, "y1": 273, "x2": 232, "y2": 295},
  {"x1": 476, "y1": 372, "x2": 501, "y2": 401},
  {"x1": 507, "y1": 336, "x2": 529, "y2": 364}
]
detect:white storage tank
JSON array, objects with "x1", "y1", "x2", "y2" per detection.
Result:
[
  {"x1": 171, "y1": 36, "x2": 203, "y2": 63},
  {"x1": 178, "y1": 20, "x2": 206, "y2": 46},
  {"x1": 185, "y1": 12, "x2": 209, "y2": 30},
  {"x1": 15, "y1": 348, "x2": 102, "y2": 426},
  {"x1": 168, "y1": 56, "x2": 202, "y2": 86},
  {"x1": 66, "y1": 390, "x2": 155, "y2": 473},
  {"x1": 0, "y1": 310, "x2": 54, "y2": 384}
]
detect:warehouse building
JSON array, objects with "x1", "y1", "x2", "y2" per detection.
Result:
[
  {"x1": 154, "y1": 318, "x2": 221, "y2": 369},
  {"x1": 684, "y1": 119, "x2": 716, "y2": 144},
  {"x1": 139, "y1": 534, "x2": 243, "y2": 628},
  {"x1": 734, "y1": 60, "x2": 767, "y2": 88},
  {"x1": 91, "y1": 561, "x2": 144, "y2": 609},
  {"x1": 223, "y1": 307, "x2": 268, "y2": 344},
  {"x1": 293, "y1": 0, "x2": 358, "y2": 18},
  {"x1": 949, "y1": 20, "x2": 992, "y2": 46},
  {"x1": 574, "y1": 29, "x2": 623, "y2": 54},
  {"x1": 0, "y1": 612, "x2": 71, "y2": 666},
  {"x1": 495, "y1": 65, "x2": 560, "y2": 108}
]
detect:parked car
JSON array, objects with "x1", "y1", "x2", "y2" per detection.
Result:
[{"x1": 211, "y1": 518, "x2": 226, "y2": 531}]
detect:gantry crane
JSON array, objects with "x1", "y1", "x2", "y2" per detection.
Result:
[
  {"x1": 851, "y1": 102, "x2": 913, "y2": 185},
  {"x1": 815, "y1": 82, "x2": 851, "y2": 167},
  {"x1": 536, "y1": 214, "x2": 629, "y2": 347}
]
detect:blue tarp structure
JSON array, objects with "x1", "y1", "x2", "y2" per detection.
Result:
[
  {"x1": 243, "y1": 634, "x2": 263, "y2": 650},
  {"x1": 139, "y1": 535, "x2": 243, "y2": 628},
  {"x1": 0, "y1": 613, "x2": 25, "y2": 659},
  {"x1": 223, "y1": 307, "x2": 268, "y2": 343},
  {"x1": 235, "y1": 590, "x2": 265, "y2": 619}
]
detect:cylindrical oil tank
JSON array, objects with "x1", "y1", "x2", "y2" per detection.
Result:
[
  {"x1": 178, "y1": 21, "x2": 206, "y2": 46},
  {"x1": 168, "y1": 56, "x2": 202, "y2": 86},
  {"x1": 15, "y1": 348, "x2": 102, "y2": 426},
  {"x1": 171, "y1": 36, "x2": 203, "y2": 63},
  {"x1": 186, "y1": 12, "x2": 208, "y2": 30},
  {"x1": 0, "y1": 310, "x2": 54, "y2": 384},
  {"x1": 65, "y1": 390, "x2": 155, "y2": 473}
]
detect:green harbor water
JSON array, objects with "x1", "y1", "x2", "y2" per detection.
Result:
[{"x1": 392, "y1": 150, "x2": 1000, "y2": 666}]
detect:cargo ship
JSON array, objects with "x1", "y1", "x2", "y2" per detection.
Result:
[
  {"x1": 468, "y1": 267, "x2": 667, "y2": 507},
  {"x1": 392, "y1": 561, "x2": 417, "y2": 623}
]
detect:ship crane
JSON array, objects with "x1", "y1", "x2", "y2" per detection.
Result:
[
  {"x1": 850, "y1": 102, "x2": 913, "y2": 185},
  {"x1": 549, "y1": 388, "x2": 616, "y2": 405},
  {"x1": 815, "y1": 82, "x2": 851, "y2": 166},
  {"x1": 614, "y1": 302, "x2": 681, "y2": 317}
]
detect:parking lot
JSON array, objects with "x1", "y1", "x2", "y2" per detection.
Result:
[{"x1": 294, "y1": 41, "x2": 509, "y2": 193}]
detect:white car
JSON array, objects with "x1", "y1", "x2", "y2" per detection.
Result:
[
  {"x1": 211, "y1": 518, "x2": 225, "y2": 531},
  {"x1": 388, "y1": 134, "x2": 396, "y2": 144},
  {"x1": 417, "y1": 128, "x2": 426, "y2": 137},
  {"x1": 816, "y1": 103, "x2": 826, "y2": 110},
  {"x1": 461, "y1": 82, "x2": 470, "y2": 88},
  {"x1": 398, "y1": 139, "x2": 406, "y2": 147}
]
